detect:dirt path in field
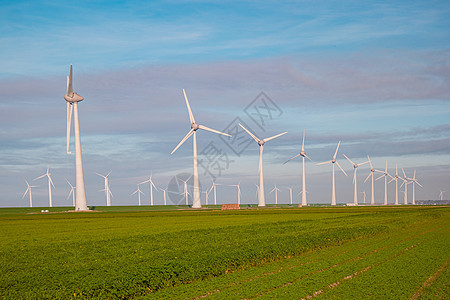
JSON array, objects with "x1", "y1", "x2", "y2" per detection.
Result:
[{"x1": 409, "y1": 258, "x2": 449, "y2": 300}]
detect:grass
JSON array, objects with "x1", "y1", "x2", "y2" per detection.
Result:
[{"x1": 0, "y1": 205, "x2": 448, "y2": 299}]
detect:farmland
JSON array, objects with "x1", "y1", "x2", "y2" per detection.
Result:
[{"x1": 0, "y1": 205, "x2": 448, "y2": 299}]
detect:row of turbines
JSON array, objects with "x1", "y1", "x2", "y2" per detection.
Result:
[{"x1": 21, "y1": 65, "x2": 438, "y2": 210}]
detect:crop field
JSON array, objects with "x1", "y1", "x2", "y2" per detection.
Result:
[{"x1": 1, "y1": 205, "x2": 448, "y2": 299}]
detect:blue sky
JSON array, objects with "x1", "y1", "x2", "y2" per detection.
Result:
[{"x1": 1, "y1": 0, "x2": 449, "y2": 207}]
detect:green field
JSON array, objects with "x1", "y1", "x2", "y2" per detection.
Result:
[{"x1": 1, "y1": 205, "x2": 448, "y2": 299}]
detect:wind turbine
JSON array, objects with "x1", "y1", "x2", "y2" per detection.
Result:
[
  {"x1": 364, "y1": 156, "x2": 376, "y2": 205},
  {"x1": 401, "y1": 168, "x2": 411, "y2": 205},
  {"x1": 239, "y1": 123, "x2": 287, "y2": 207},
  {"x1": 230, "y1": 182, "x2": 241, "y2": 205},
  {"x1": 286, "y1": 186, "x2": 293, "y2": 205},
  {"x1": 209, "y1": 180, "x2": 222, "y2": 205},
  {"x1": 270, "y1": 185, "x2": 281, "y2": 205},
  {"x1": 343, "y1": 154, "x2": 369, "y2": 206},
  {"x1": 65, "y1": 64, "x2": 88, "y2": 211},
  {"x1": 388, "y1": 164, "x2": 401, "y2": 205},
  {"x1": 180, "y1": 177, "x2": 191, "y2": 206},
  {"x1": 139, "y1": 173, "x2": 157, "y2": 206},
  {"x1": 160, "y1": 187, "x2": 168, "y2": 205},
  {"x1": 131, "y1": 185, "x2": 144, "y2": 206},
  {"x1": 96, "y1": 172, "x2": 112, "y2": 206},
  {"x1": 22, "y1": 179, "x2": 37, "y2": 208},
  {"x1": 406, "y1": 170, "x2": 422, "y2": 205},
  {"x1": 34, "y1": 167, "x2": 55, "y2": 207},
  {"x1": 361, "y1": 191, "x2": 366, "y2": 204},
  {"x1": 375, "y1": 161, "x2": 392, "y2": 205},
  {"x1": 171, "y1": 89, "x2": 231, "y2": 208},
  {"x1": 283, "y1": 130, "x2": 311, "y2": 206},
  {"x1": 439, "y1": 190, "x2": 446, "y2": 201},
  {"x1": 65, "y1": 178, "x2": 75, "y2": 206},
  {"x1": 316, "y1": 142, "x2": 348, "y2": 206}
]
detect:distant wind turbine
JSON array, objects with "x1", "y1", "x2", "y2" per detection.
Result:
[
  {"x1": 171, "y1": 89, "x2": 231, "y2": 208},
  {"x1": 286, "y1": 186, "x2": 293, "y2": 205},
  {"x1": 34, "y1": 167, "x2": 55, "y2": 207},
  {"x1": 65, "y1": 178, "x2": 75, "y2": 206},
  {"x1": 230, "y1": 182, "x2": 241, "y2": 205},
  {"x1": 375, "y1": 161, "x2": 392, "y2": 205},
  {"x1": 364, "y1": 156, "x2": 376, "y2": 205},
  {"x1": 209, "y1": 180, "x2": 222, "y2": 205},
  {"x1": 361, "y1": 191, "x2": 366, "y2": 204},
  {"x1": 439, "y1": 190, "x2": 446, "y2": 201},
  {"x1": 401, "y1": 168, "x2": 411, "y2": 205},
  {"x1": 270, "y1": 185, "x2": 281, "y2": 205},
  {"x1": 22, "y1": 179, "x2": 37, "y2": 208},
  {"x1": 239, "y1": 123, "x2": 287, "y2": 207},
  {"x1": 139, "y1": 173, "x2": 157, "y2": 206},
  {"x1": 180, "y1": 177, "x2": 191, "y2": 205},
  {"x1": 388, "y1": 164, "x2": 401, "y2": 205},
  {"x1": 317, "y1": 142, "x2": 348, "y2": 206},
  {"x1": 160, "y1": 187, "x2": 168, "y2": 205},
  {"x1": 131, "y1": 185, "x2": 144, "y2": 206},
  {"x1": 406, "y1": 170, "x2": 422, "y2": 205},
  {"x1": 65, "y1": 64, "x2": 88, "y2": 211},
  {"x1": 96, "y1": 171, "x2": 112, "y2": 206},
  {"x1": 283, "y1": 130, "x2": 311, "y2": 206},
  {"x1": 343, "y1": 154, "x2": 369, "y2": 206}
]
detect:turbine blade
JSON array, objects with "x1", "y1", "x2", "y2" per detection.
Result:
[
  {"x1": 239, "y1": 123, "x2": 260, "y2": 143},
  {"x1": 22, "y1": 188, "x2": 29, "y2": 199},
  {"x1": 353, "y1": 169, "x2": 356, "y2": 184},
  {"x1": 333, "y1": 141, "x2": 341, "y2": 160},
  {"x1": 67, "y1": 65, "x2": 73, "y2": 96},
  {"x1": 263, "y1": 131, "x2": 288, "y2": 143},
  {"x1": 336, "y1": 161, "x2": 347, "y2": 176},
  {"x1": 301, "y1": 129, "x2": 305, "y2": 152},
  {"x1": 283, "y1": 153, "x2": 301, "y2": 165},
  {"x1": 182, "y1": 89, "x2": 196, "y2": 124},
  {"x1": 304, "y1": 154, "x2": 313, "y2": 161},
  {"x1": 171, "y1": 129, "x2": 194, "y2": 154},
  {"x1": 198, "y1": 124, "x2": 231, "y2": 137},
  {"x1": 66, "y1": 102, "x2": 73, "y2": 154},
  {"x1": 364, "y1": 172, "x2": 372, "y2": 183},
  {"x1": 49, "y1": 176, "x2": 55, "y2": 188},
  {"x1": 259, "y1": 145, "x2": 263, "y2": 173},
  {"x1": 402, "y1": 168, "x2": 407, "y2": 178},
  {"x1": 343, "y1": 154, "x2": 355, "y2": 166},
  {"x1": 316, "y1": 160, "x2": 332, "y2": 165},
  {"x1": 33, "y1": 174, "x2": 46, "y2": 181},
  {"x1": 375, "y1": 174, "x2": 384, "y2": 181}
]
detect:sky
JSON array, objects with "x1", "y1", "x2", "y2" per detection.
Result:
[{"x1": 1, "y1": 0, "x2": 449, "y2": 207}]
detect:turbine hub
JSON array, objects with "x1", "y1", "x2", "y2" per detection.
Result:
[
  {"x1": 300, "y1": 151, "x2": 306, "y2": 156},
  {"x1": 64, "y1": 93, "x2": 84, "y2": 103},
  {"x1": 258, "y1": 140, "x2": 265, "y2": 146},
  {"x1": 332, "y1": 159, "x2": 336, "y2": 163},
  {"x1": 191, "y1": 123, "x2": 199, "y2": 131}
]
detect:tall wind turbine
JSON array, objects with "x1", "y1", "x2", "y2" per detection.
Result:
[
  {"x1": 22, "y1": 179, "x2": 37, "y2": 208},
  {"x1": 65, "y1": 178, "x2": 76, "y2": 206},
  {"x1": 160, "y1": 187, "x2": 168, "y2": 205},
  {"x1": 171, "y1": 89, "x2": 231, "y2": 208},
  {"x1": 139, "y1": 173, "x2": 157, "y2": 206},
  {"x1": 96, "y1": 171, "x2": 112, "y2": 206},
  {"x1": 65, "y1": 64, "x2": 88, "y2": 211},
  {"x1": 375, "y1": 161, "x2": 392, "y2": 205},
  {"x1": 230, "y1": 182, "x2": 241, "y2": 205},
  {"x1": 283, "y1": 130, "x2": 311, "y2": 206},
  {"x1": 131, "y1": 185, "x2": 144, "y2": 206},
  {"x1": 364, "y1": 156, "x2": 376, "y2": 205},
  {"x1": 209, "y1": 180, "x2": 222, "y2": 205},
  {"x1": 406, "y1": 170, "x2": 422, "y2": 205},
  {"x1": 439, "y1": 190, "x2": 446, "y2": 201},
  {"x1": 317, "y1": 142, "x2": 348, "y2": 206},
  {"x1": 388, "y1": 164, "x2": 401, "y2": 205},
  {"x1": 180, "y1": 178, "x2": 191, "y2": 205},
  {"x1": 34, "y1": 167, "x2": 55, "y2": 207},
  {"x1": 401, "y1": 168, "x2": 411, "y2": 205},
  {"x1": 270, "y1": 185, "x2": 281, "y2": 205},
  {"x1": 286, "y1": 186, "x2": 293, "y2": 205},
  {"x1": 343, "y1": 154, "x2": 369, "y2": 206},
  {"x1": 239, "y1": 123, "x2": 287, "y2": 207}
]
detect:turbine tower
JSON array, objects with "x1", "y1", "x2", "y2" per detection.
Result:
[
  {"x1": 131, "y1": 185, "x2": 144, "y2": 206},
  {"x1": 34, "y1": 167, "x2": 55, "y2": 207},
  {"x1": 22, "y1": 179, "x2": 37, "y2": 208},
  {"x1": 239, "y1": 123, "x2": 287, "y2": 207},
  {"x1": 343, "y1": 154, "x2": 369, "y2": 206},
  {"x1": 160, "y1": 188, "x2": 168, "y2": 205},
  {"x1": 270, "y1": 185, "x2": 281, "y2": 205},
  {"x1": 209, "y1": 180, "x2": 222, "y2": 205},
  {"x1": 439, "y1": 190, "x2": 446, "y2": 201},
  {"x1": 406, "y1": 170, "x2": 422, "y2": 205},
  {"x1": 283, "y1": 130, "x2": 311, "y2": 206},
  {"x1": 65, "y1": 65, "x2": 88, "y2": 211},
  {"x1": 230, "y1": 182, "x2": 241, "y2": 205},
  {"x1": 364, "y1": 156, "x2": 376, "y2": 205},
  {"x1": 96, "y1": 171, "x2": 112, "y2": 206},
  {"x1": 65, "y1": 178, "x2": 76, "y2": 206},
  {"x1": 139, "y1": 173, "x2": 157, "y2": 206},
  {"x1": 388, "y1": 164, "x2": 401, "y2": 205},
  {"x1": 401, "y1": 168, "x2": 411, "y2": 205},
  {"x1": 317, "y1": 142, "x2": 348, "y2": 206},
  {"x1": 375, "y1": 161, "x2": 392, "y2": 205},
  {"x1": 171, "y1": 89, "x2": 231, "y2": 208}
]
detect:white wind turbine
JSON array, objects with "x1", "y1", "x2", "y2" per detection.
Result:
[
  {"x1": 65, "y1": 178, "x2": 75, "y2": 206},
  {"x1": 230, "y1": 182, "x2": 241, "y2": 205},
  {"x1": 34, "y1": 167, "x2": 55, "y2": 207},
  {"x1": 388, "y1": 164, "x2": 401, "y2": 205},
  {"x1": 171, "y1": 89, "x2": 231, "y2": 208},
  {"x1": 343, "y1": 154, "x2": 369, "y2": 206},
  {"x1": 375, "y1": 161, "x2": 392, "y2": 205},
  {"x1": 139, "y1": 173, "x2": 157, "y2": 206},
  {"x1": 439, "y1": 190, "x2": 446, "y2": 201},
  {"x1": 131, "y1": 185, "x2": 144, "y2": 206},
  {"x1": 96, "y1": 172, "x2": 112, "y2": 206},
  {"x1": 209, "y1": 180, "x2": 222, "y2": 205},
  {"x1": 180, "y1": 177, "x2": 191, "y2": 206},
  {"x1": 239, "y1": 123, "x2": 287, "y2": 207},
  {"x1": 286, "y1": 186, "x2": 293, "y2": 205},
  {"x1": 361, "y1": 191, "x2": 366, "y2": 204},
  {"x1": 270, "y1": 185, "x2": 281, "y2": 205},
  {"x1": 317, "y1": 142, "x2": 348, "y2": 206},
  {"x1": 65, "y1": 65, "x2": 88, "y2": 211},
  {"x1": 406, "y1": 170, "x2": 422, "y2": 205},
  {"x1": 22, "y1": 179, "x2": 37, "y2": 208},
  {"x1": 160, "y1": 187, "x2": 168, "y2": 205},
  {"x1": 283, "y1": 130, "x2": 312, "y2": 206},
  {"x1": 401, "y1": 168, "x2": 411, "y2": 205},
  {"x1": 364, "y1": 156, "x2": 376, "y2": 205}
]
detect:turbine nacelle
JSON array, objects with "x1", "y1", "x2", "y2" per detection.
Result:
[
  {"x1": 258, "y1": 140, "x2": 265, "y2": 146},
  {"x1": 191, "y1": 122, "x2": 200, "y2": 131},
  {"x1": 64, "y1": 93, "x2": 84, "y2": 102}
]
